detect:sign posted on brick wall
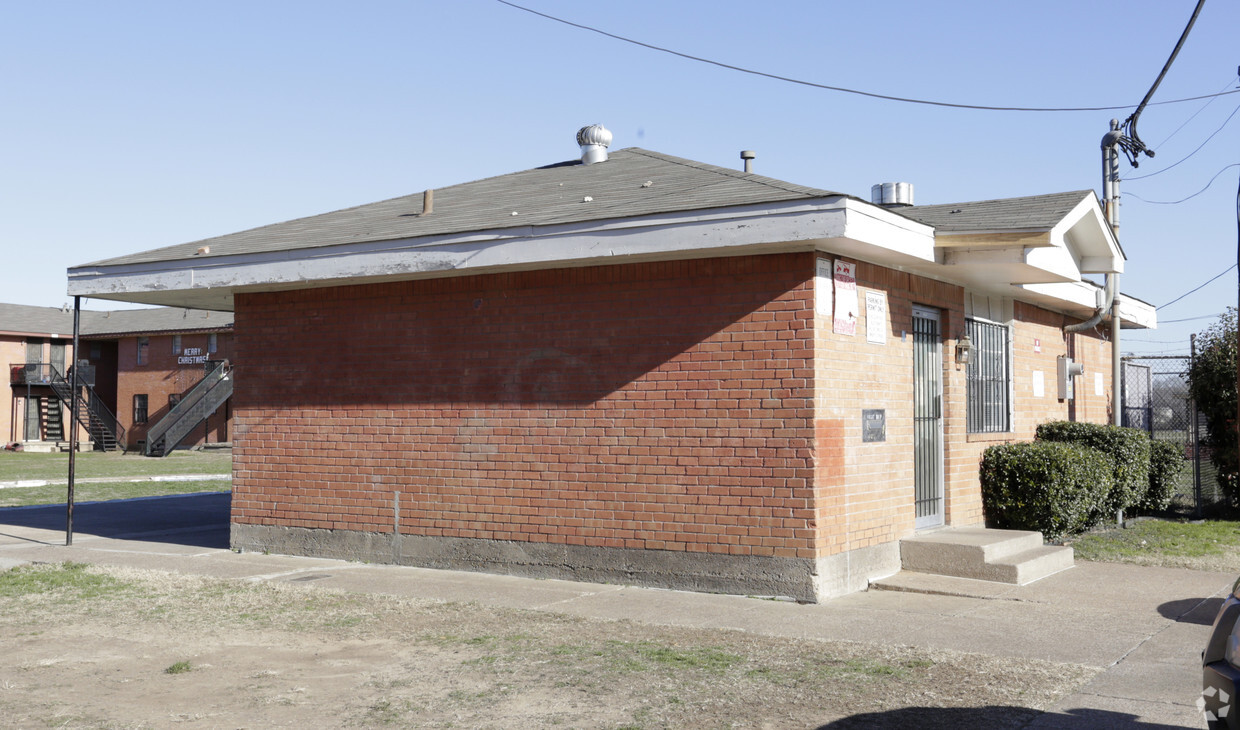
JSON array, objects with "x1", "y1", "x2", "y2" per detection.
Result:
[
  {"x1": 833, "y1": 260, "x2": 858, "y2": 335},
  {"x1": 865, "y1": 290, "x2": 887, "y2": 344},
  {"x1": 177, "y1": 347, "x2": 208, "y2": 365},
  {"x1": 815, "y1": 258, "x2": 832, "y2": 316}
]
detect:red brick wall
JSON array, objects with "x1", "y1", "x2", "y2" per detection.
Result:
[
  {"x1": 814, "y1": 259, "x2": 967, "y2": 554},
  {"x1": 117, "y1": 332, "x2": 234, "y2": 449},
  {"x1": 232, "y1": 253, "x2": 818, "y2": 559},
  {"x1": 813, "y1": 260, "x2": 1116, "y2": 548},
  {"x1": 950, "y1": 301, "x2": 1114, "y2": 529}
]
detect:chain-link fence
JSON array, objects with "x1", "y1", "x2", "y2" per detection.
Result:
[{"x1": 1122, "y1": 354, "x2": 1224, "y2": 516}]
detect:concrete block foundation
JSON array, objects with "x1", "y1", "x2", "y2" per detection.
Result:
[{"x1": 231, "y1": 524, "x2": 824, "y2": 602}]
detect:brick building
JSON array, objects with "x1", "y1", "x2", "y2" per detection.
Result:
[
  {"x1": 67, "y1": 133, "x2": 1156, "y2": 600},
  {"x1": 3, "y1": 303, "x2": 233, "y2": 453}
]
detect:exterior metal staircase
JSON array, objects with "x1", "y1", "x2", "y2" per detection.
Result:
[
  {"x1": 44, "y1": 364, "x2": 126, "y2": 452},
  {"x1": 144, "y1": 361, "x2": 232, "y2": 457}
]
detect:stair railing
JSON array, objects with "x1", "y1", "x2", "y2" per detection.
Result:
[{"x1": 144, "y1": 360, "x2": 232, "y2": 456}]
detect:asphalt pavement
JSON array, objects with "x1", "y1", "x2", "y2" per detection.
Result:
[{"x1": 0, "y1": 492, "x2": 1230, "y2": 728}]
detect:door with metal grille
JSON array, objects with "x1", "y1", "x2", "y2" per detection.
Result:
[{"x1": 913, "y1": 307, "x2": 944, "y2": 529}]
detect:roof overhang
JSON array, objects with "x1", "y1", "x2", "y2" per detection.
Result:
[
  {"x1": 67, "y1": 197, "x2": 937, "y2": 312},
  {"x1": 920, "y1": 194, "x2": 1124, "y2": 288},
  {"x1": 1020, "y1": 281, "x2": 1156, "y2": 330}
]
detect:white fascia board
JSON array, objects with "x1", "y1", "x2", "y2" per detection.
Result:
[
  {"x1": 1019, "y1": 281, "x2": 1154, "y2": 329},
  {"x1": 830, "y1": 200, "x2": 936, "y2": 264},
  {"x1": 1052, "y1": 196, "x2": 1124, "y2": 273},
  {"x1": 68, "y1": 198, "x2": 940, "y2": 304},
  {"x1": 1118, "y1": 294, "x2": 1157, "y2": 329},
  {"x1": 69, "y1": 199, "x2": 868, "y2": 301},
  {"x1": 940, "y1": 246, "x2": 1078, "y2": 284}
]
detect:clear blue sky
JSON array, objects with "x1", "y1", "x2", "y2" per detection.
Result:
[{"x1": 2, "y1": 0, "x2": 1235, "y2": 357}]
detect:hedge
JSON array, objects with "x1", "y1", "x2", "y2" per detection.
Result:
[
  {"x1": 980, "y1": 441, "x2": 1113, "y2": 540},
  {"x1": 1035, "y1": 421, "x2": 1151, "y2": 516},
  {"x1": 1141, "y1": 439, "x2": 1186, "y2": 512}
]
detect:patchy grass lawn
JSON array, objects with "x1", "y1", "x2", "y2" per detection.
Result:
[
  {"x1": 0, "y1": 449, "x2": 231, "y2": 482},
  {"x1": 0, "y1": 478, "x2": 229, "y2": 508},
  {"x1": 0, "y1": 563, "x2": 1099, "y2": 729},
  {"x1": 1069, "y1": 519, "x2": 1240, "y2": 572}
]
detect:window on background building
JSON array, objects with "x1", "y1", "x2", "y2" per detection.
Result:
[
  {"x1": 169, "y1": 393, "x2": 181, "y2": 409},
  {"x1": 89, "y1": 342, "x2": 102, "y2": 360},
  {"x1": 966, "y1": 318, "x2": 1012, "y2": 433},
  {"x1": 133, "y1": 394, "x2": 148, "y2": 425},
  {"x1": 207, "y1": 333, "x2": 217, "y2": 354},
  {"x1": 137, "y1": 337, "x2": 149, "y2": 366},
  {"x1": 172, "y1": 335, "x2": 182, "y2": 354}
]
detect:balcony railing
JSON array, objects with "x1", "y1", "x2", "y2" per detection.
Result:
[{"x1": 10, "y1": 362, "x2": 96, "y2": 387}]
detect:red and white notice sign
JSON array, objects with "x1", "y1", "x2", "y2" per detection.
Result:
[{"x1": 833, "y1": 260, "x2": 858, "y2": 336}]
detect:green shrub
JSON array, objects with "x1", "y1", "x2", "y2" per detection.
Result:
[
  {"x1": 1141, "y1": 440, "x2": 1186, "y2": 512},
  {"x1": 1035, "y1": 421, "x2": 1151, "y2": 516},
  {"x1": 980, "y1": 441, "x2": 1113, "y2": 540},
  {"x1": 1186, "y1": 308, "x2": 1239, "y2": 506}
]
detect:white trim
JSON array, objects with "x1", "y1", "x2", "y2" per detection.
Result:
[{"x1": 68, "y1": 198, "x2": 939, "y2": 311}]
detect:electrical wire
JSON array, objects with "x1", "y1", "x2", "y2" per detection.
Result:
[
  {"x1": 494, "y1": 0, "x2": 1240, "y2": 113},
  {"x1": 1157, "y1": 263, "x2": 1238, "y2": 310},
  {"x1": 1145, "y1": 77, "x2": 1237, "y2": 153},
  {"x1": 1126, "y1": 99, "x2": 1240, "y2": 181},
  {"x1": 1158, "y1": 313, "x2": 1225, "y2": 323},
  {"x1": 1127, "y1": 164, "x2": 1240, "y2": 204},
  {"x1": 1113, "y1": 0, "x2": 1207, "y2": 167}
]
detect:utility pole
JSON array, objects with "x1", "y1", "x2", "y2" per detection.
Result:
[{"x1": 1101, "y1": 121, "x2": 1123, "y2": 427}]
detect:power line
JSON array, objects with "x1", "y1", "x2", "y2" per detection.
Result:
[
  {"x1": 495, "y1": 0, "x2": 1240, "y2": 113},
  {"x1": 1158, "y1": 313, "x2": 1224, "y2": 323},
  {"x1": 1157, "y1": 263, "x2": 1238, "y2": 310},
  {"x1": 1147, "y1": 77, "x2": 1236, "y2": 151},
  {"x1": 1111, "y1": 0, "x2": 1207, "y2": 167},
  {"x1": 1126, "y1": 98, "x2": 1240, "y2": 181},
  {"x1": 1128, "y1": 164, "x2": 1240, "y2": 204}
]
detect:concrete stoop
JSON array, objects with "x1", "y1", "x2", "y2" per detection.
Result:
[{"x1": 888, "y1": 526, "x2": 1074, "y2": 586}]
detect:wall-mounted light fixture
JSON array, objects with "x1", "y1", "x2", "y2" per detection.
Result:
[{"x1": 955, "y1": 333, "x2": 974, "y2": 365}]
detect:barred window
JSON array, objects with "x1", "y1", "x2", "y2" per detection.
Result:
[{"x1": 966, "y1": 319, "x2": 1011, "y2": 433}]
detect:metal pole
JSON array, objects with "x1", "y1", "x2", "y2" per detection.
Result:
[
  {"x1": 1192, "y1": 333, "x2": 1202, "y2": 518},
  {"x1": 1102, "y1": 120, "x2": 1124, "y2": 427},
  {"x1": 67, "y1": 296, "x2": 80, "y2": 545}
]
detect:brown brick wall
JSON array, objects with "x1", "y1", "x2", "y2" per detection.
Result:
[
  {"x1": 116, "y1": 332, "x2": 234, "y2": 449},
  {"x1": 232, "y1": 253, "x2": 819, "y2": 559}
]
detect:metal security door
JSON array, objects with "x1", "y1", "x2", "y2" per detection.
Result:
[{"x1": 913, "y1": 307, "x2": 944, "y2": 529}]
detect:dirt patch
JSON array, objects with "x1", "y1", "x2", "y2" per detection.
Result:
[{"x1": 0, "y1": 563, "x2": 1098, "y2": 729}]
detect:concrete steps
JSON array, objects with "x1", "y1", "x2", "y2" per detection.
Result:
[{"x1": 892, "y1": 526, "x2": 1073, "y2": 586}]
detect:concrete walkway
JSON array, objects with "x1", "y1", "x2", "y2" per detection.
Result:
[
  {"x1": 0, "y1": 473, "x2": 229, "y2": 489},
  {"x1": 0, "y1": 492, "x2": 1229, "y2": 729}
]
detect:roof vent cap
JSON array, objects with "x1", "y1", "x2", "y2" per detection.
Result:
[
  {"x1": 871, "y1": 182, "x2": 914, "y2": 208},
  {"x1": 577, "y1": 124, "x2": 612, "y2": 165}
]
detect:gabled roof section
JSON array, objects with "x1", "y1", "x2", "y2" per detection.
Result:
[
  {"x1": 903, "y1": 191, "x2": 1095, "y2": 233},
  {"x1": 0, "y1": 303, "x2": 232, "y2": 339},
  {"x1": 79, "y1": 148, "x2": 843, "y2": 268}
]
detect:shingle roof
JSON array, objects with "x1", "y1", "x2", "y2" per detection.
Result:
[
  {"x1": 78, "y1": 148, "x2": 844, "y2": 268},
  {"x1": 0, "y1": 303, "x2": 232, "y2": 337},
  {"x1": 901, "y1": 190, "x2": 1095, "y2": 232},
  {"x1": 80, "y1": 307, "x2": 233, "y2": 337},
  {"x1": 0, "y1": 304, "x2": 76, "y2": 336}
]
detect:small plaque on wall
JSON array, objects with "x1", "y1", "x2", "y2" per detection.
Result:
[{"x1": 862, "y1": 409, "x2": 886, "y2": 443}]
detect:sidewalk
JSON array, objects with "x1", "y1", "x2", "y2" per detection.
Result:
[
  {"x1": 0, "y1": 493, "x2": 1229, "y2": 729},
  {"x1": 0, "y1": 473, "x2": 229, "y2": 489}
]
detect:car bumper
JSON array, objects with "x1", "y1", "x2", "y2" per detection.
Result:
[{"x1": 1205, "y1": 657, "x2": 1240, "y2": 726}]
